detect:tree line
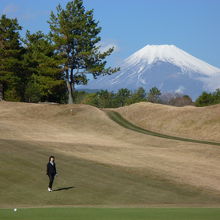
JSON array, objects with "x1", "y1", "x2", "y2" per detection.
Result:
[
  {"x1": 73, "y1": 87, "x2": 194, "y2": 108},
  {"x1": 74, "y1": 87, "x2": 220, "y2": 108},
  {"x1": 0, "y1": 0, "x2": 118, "y2": 103},
  {"x1": 195, "y1": 89, "x2": 220, "y2": 107}
]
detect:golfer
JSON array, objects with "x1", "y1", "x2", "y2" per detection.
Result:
[{"x1": 46, "y1": 156, "x2": 57, "y2": 192}]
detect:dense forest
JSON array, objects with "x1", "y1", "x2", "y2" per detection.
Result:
[{"x1": 0, "y1": 0, "x2": 118, "y2": 104}]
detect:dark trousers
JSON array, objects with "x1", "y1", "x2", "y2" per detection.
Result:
[{"x1": 48, "y1": 174, "x2": 55, "y2": 188}]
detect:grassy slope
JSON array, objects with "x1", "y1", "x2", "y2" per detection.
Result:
[
  {"x1": 1, "y1": 101, "x2": 220, "y2": 208},
  {"x1": 105, "y1": 110, "x2": 220, "y2": 146},
  {"x1": 1, "y1": 208, "x2": 220, "y2": 220},
  {"x1": 114, "y1": 102, "x2": 220, "y2": 142},
  {"x1": 2, "y1": 139, "x2": 220, "y2": 208}
]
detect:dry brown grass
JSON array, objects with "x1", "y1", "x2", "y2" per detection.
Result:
[
  {"x1": 114, "y1": 102, "x2": 220, "y2": 142},
  {"x1": 1, "y1": 101, "x2": 220, "y2": 206}
]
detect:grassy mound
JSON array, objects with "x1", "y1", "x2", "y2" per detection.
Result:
[{"x1": 1, "y1": 101, "x2": 220, "y2": 208}]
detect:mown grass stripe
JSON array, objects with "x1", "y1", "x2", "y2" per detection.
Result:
[
  {"x1": 1, "y1": 207, "x2": 220, "y2": 220},
  {"x1": 106, "y1": 110, "x2": 220, "y2": 146}
]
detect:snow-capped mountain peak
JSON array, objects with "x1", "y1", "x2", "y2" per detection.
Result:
[
  {"x1": 125, "y1": 44, "x2": 219, "y2": 76},
  {"x1": 78, "y1": 44, "x2": 220, "y2": 100}
]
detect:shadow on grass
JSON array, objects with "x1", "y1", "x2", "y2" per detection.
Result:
[{"x1": 53, "y1": 186, "x2": 75, "y2": 191}]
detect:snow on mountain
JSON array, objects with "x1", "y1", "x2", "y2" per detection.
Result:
[{"x1": 78, "y1": 45, "x2": 220, "y2": 99}]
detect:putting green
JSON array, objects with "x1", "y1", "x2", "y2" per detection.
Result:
[{"x1": 1, "y1": 208, "x2": 220, "y2": 220}]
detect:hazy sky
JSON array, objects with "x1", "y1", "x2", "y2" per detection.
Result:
[{"x1": 1, "y1": 0, "x2": 220, "y2": 68}]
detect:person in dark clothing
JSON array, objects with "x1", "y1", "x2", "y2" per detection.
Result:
[{"x1": 46, "y1": 156, "x2": 57, "y2": 192}]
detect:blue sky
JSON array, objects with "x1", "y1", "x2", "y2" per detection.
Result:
[{"x1": 1, "y1": 0, "x2": 220, "y2": 68}]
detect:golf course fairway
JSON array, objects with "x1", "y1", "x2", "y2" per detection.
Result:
[
  {"x1": 1, "y1": 207, "x2": 220, "y2": 220},
  {"x1": 1, "y1": 102, "x2": 220, "y2": 214}
]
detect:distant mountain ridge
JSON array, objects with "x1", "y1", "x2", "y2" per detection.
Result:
[{"x1": 78, "y1": 45, "x2": 220, "y2": 99}]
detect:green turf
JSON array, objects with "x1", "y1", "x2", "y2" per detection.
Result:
[
  {"x1": 2, "y1": 138, "x2": 220, "y2": 207},
  {"x1": 1, "y1": 208, "x2": 220, "y2": 220},
  {"x1": 106, "y1": 111, "x2": 220, "y2": 146},
  {"x1": 1, "y1": 109, "x2": 220, "y2": 208}
]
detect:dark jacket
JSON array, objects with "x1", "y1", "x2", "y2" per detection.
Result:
[{"x1": 47, "y1": 162, "x2": 57, "y2": 176}]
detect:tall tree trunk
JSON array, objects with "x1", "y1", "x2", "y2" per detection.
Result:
[
  {"x1": 66, "y1": 80, "x2": 73, "y2": 104},
  {"x1": 0, "y1": 83, "x2": 3, "y2": 101},
  {"x1": 65, "y1": 69, "x2": 73, "y2": 104}
]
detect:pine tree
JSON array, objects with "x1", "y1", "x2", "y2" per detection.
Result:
[
  {"x1": 48, "y1": 0, "x2": 119, "y2": 103},
  {"x1": 115, "y1": 88, "x2": 131, "y2": 107},
  {"x1": 0, "y1": 15, "x2": 24, "y2": 101},
  {"x1": 128, "y1": 87, "x2": 146, "y2": 104},
  {"x1": 147, "y1": 87, "x2": 161, "y2": 103},
  {"x1": 23, "y1": 31, "x2": 67, "y2": 103}
]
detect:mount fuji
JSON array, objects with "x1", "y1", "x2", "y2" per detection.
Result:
[{"x1": 78, "y1": 45, "x2": 220, "y2": 99}]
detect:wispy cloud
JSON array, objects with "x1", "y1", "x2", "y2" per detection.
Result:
[
  {"x1": 2, "y1": 3, "x2": 19, "y2": 15},
  {"x1": 99, "y1": 41, "x2": 119, "y2": 54},
  {"x1": 1, "y1": 3, "x2": 48, "y2": 22},
  {"x1": 175, "y1": 85, "x2": 185, "y2": 94},
  {"x1": 199, "y1": 73, "x2": 220, "y2": 92}
]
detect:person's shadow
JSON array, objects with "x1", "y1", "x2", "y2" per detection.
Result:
[{"x1": 53, "y1": 186, "x2": 75, "y2": 191}]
